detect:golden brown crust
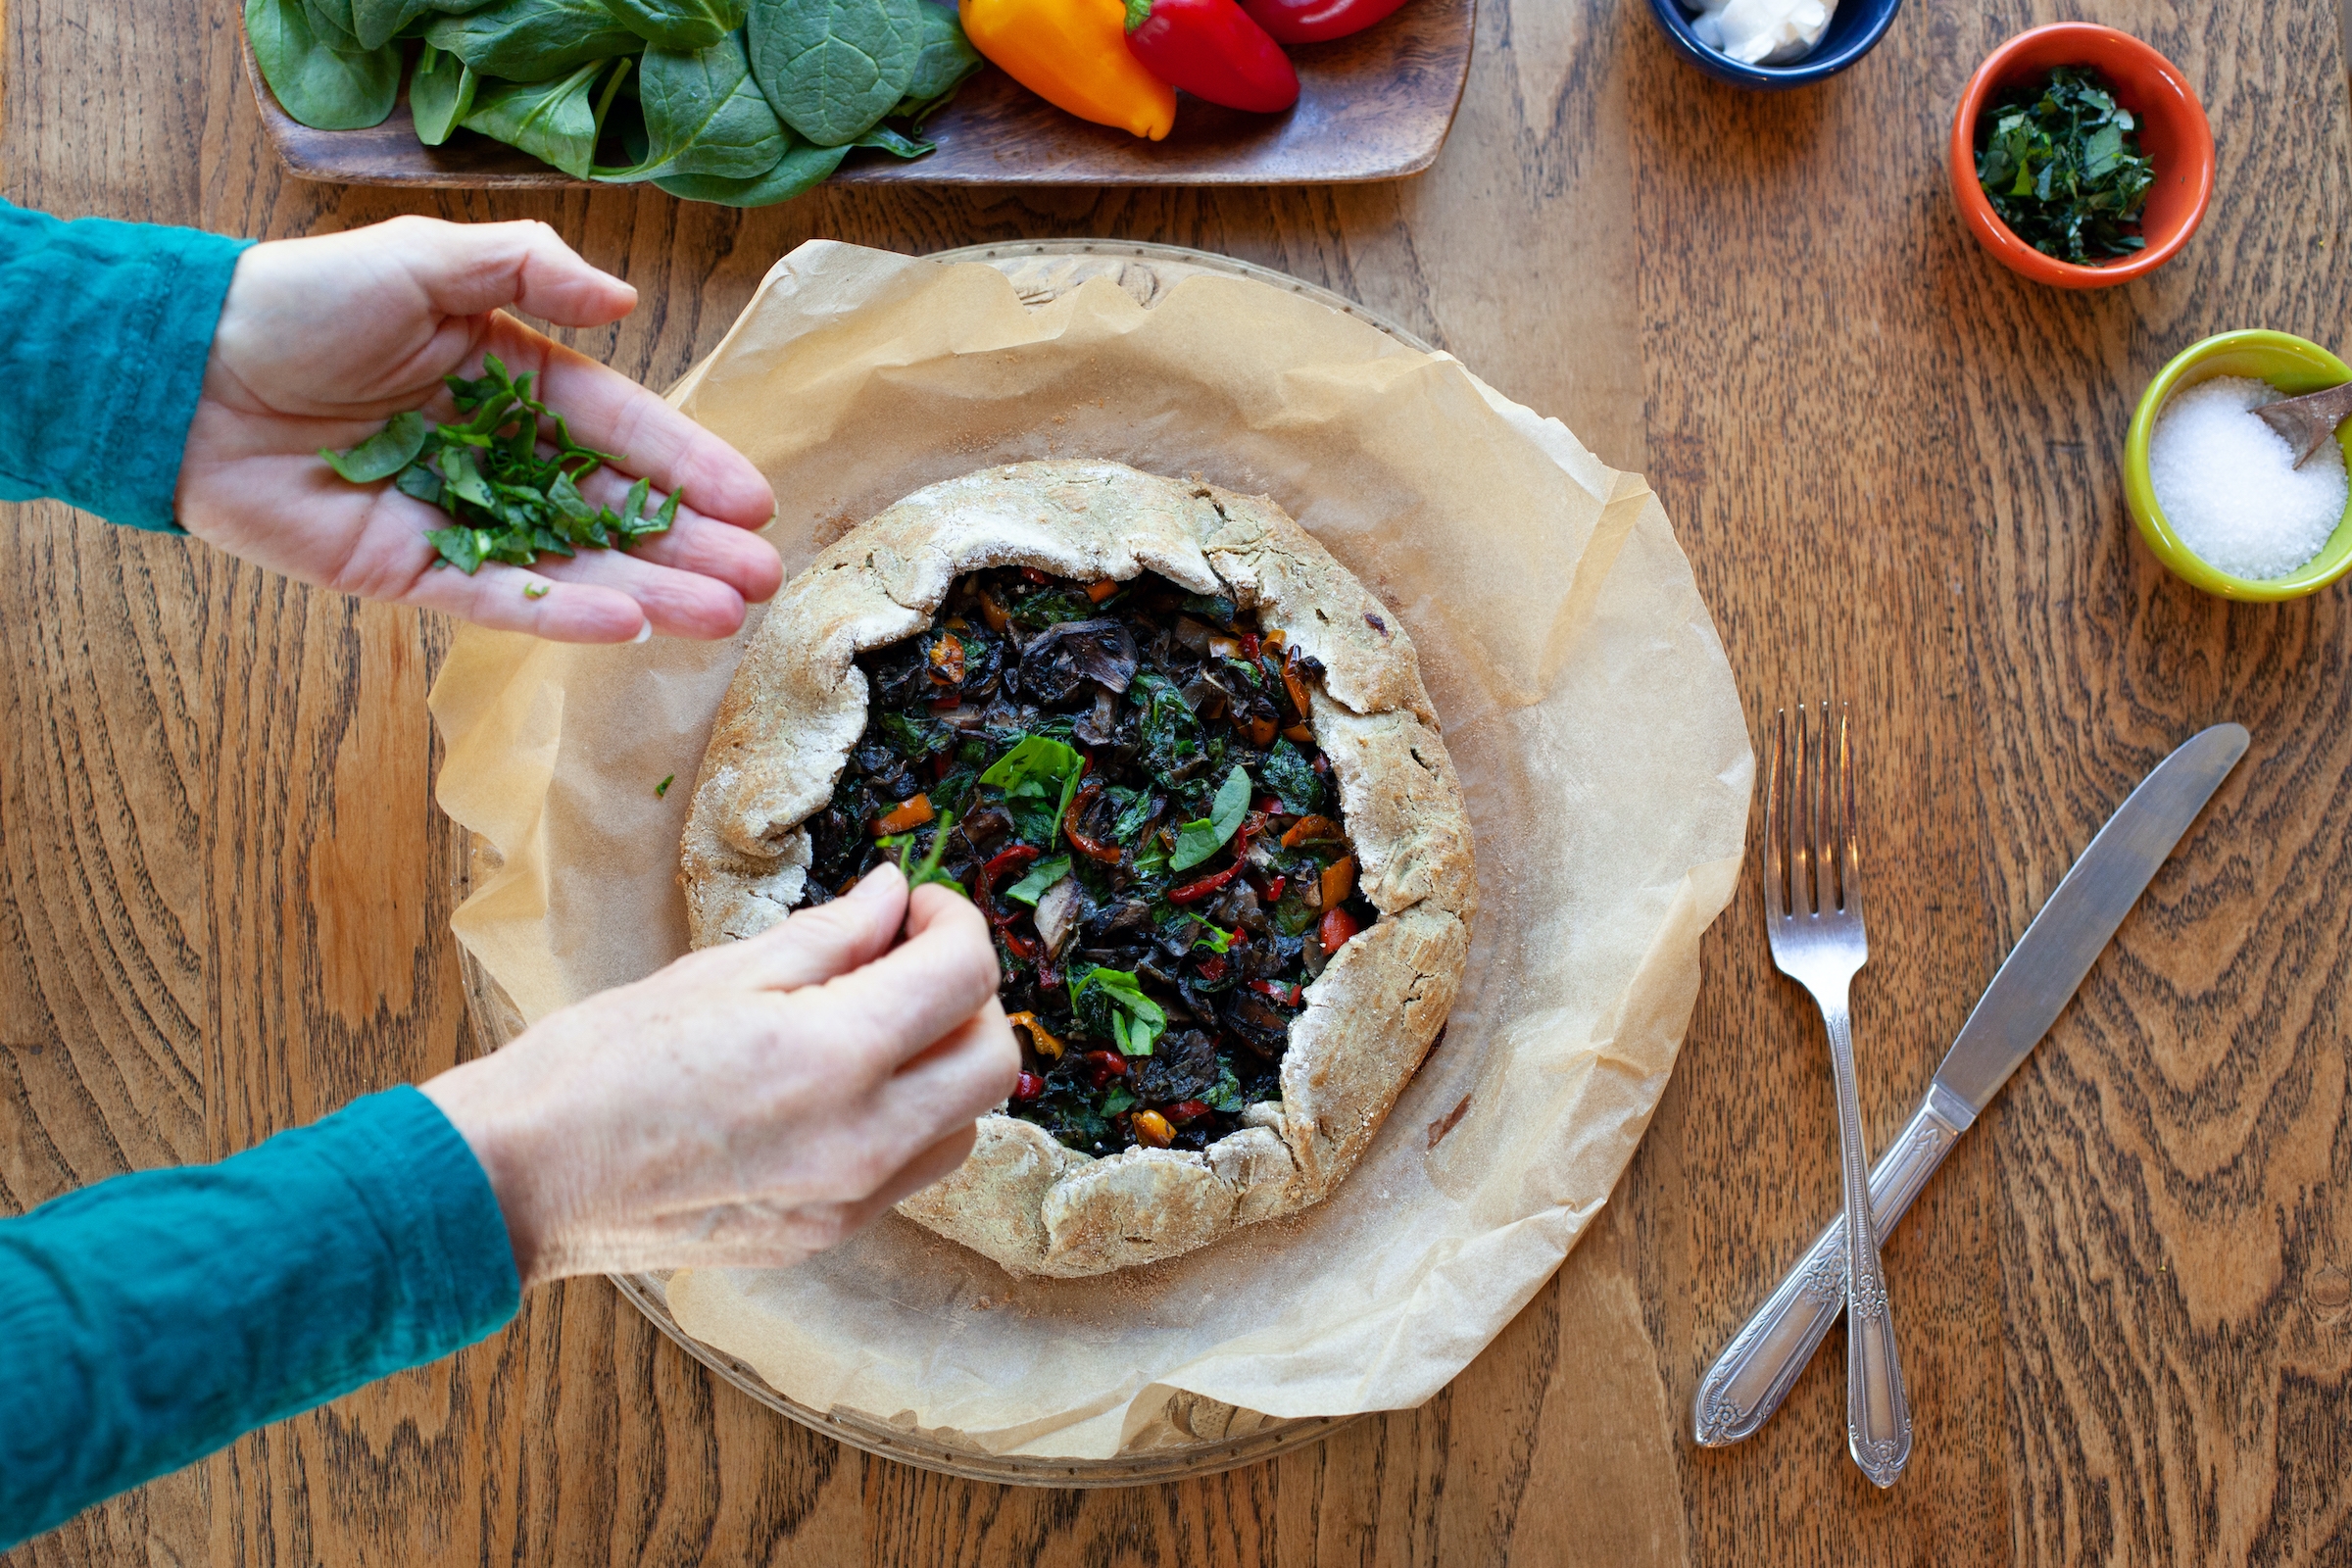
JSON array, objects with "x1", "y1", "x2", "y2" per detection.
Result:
[{"x1": 680, "y1": 460, "x2": 1475, "y2": 1276}]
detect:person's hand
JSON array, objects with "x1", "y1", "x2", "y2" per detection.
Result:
[
  {"x1": 174, "y1": 216, "x2": 783, "y2": 643},
  {"x1": 421, "y1": 865, "x2": 1015, "y2": 1282}
]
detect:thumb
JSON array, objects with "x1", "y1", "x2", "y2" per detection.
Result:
[{"x1": 395, "y1": 217, "x2": 637, "y2": 329}]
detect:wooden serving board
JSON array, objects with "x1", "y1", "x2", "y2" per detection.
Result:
[
  {"x1": 241, "y1": 0, "x2": 1473, "y2": 189},
  {"x1": 448, "y1": 241, "x2": 1447, "y2": 1486}
]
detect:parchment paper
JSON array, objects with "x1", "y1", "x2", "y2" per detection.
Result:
[{"x1": 428, "y1": 241, "x2": 1752, "y2": 1459}]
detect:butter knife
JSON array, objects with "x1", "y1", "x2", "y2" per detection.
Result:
[{"x1": 1692, "y1": 722, "x2": 2249, "y2": 1447}]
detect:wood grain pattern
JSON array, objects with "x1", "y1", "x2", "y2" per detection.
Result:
[
  {"x1": 6, "y1": 0, "x2": 2352, "y2": 1560},
  {"x1": 241, "y1": 0, "x2": 1474, "y2": 189}
]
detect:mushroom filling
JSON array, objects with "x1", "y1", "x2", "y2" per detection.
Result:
[{"x1": 805, "y1": 566, "x2": 1375, "y2": 1155}]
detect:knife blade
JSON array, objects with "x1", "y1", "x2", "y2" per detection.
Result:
[{"x1": 1691, "y1": 722, "x2": 2249, "y2": 1447}]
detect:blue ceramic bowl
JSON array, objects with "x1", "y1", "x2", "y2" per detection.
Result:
[{"x1": 1642, "y1": 0, "x2": 1906, "y2": 89}]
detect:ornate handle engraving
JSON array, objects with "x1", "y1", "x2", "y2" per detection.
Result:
[{"x1": 1692, "y1": 1081, "x2": 1974, "y2": 1448}]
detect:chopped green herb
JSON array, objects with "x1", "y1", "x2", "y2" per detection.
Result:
[
  {"x1": 1976, "y1": 66, "x2": 2156, "y2": 264},
  {"x1": 1169, "y1": 765, "x2": 1251, "y2": 872},
  {"x1": 655, "y1": 773, "x2": 674, "y2": 798},
  {"x1": 522, "y1": 581, "x2": 551, "y2": 600},
  {"x1": 1191, "y1": 920, "x2": 1234, "y2": 955},
  {"x1": 1004, "y1": 855, "x2": 1071, "y2": 906},
  {"x1": 978, "y1": 733, "x2": 1084, "y2": 846},
  {"x1": 1072, "y1": 965, "x2": 1166, "y2": 1056},
  {"x1": 321, "y1": 353, "x2": 679, "y2": 574},
  {"x1": 880, "y1": 811, "x2": 967, "y2": 897}
]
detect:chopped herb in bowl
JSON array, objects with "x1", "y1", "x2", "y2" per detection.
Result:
[{"x1": 1975, "y1": 66, "x2": 2156, "y2": 265}]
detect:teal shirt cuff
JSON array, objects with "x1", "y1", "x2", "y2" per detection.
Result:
[
  {"x1": 0, "y1": 200, "x2": 253, "y2": 532},
  {"x1": 0, "y1": 1086, "x2": 520, "y2": 1548}
]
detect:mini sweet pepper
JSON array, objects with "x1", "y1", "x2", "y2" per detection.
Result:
[
  {"x1": 961, "y1": 0, "x2": 1178, "y2": 140},
  {"x1": 1241, "y1": 0, "x2": 1409, "y2": 45},
  {"x1": 1124, "y1": 0, "x2": 1298, "y2": 114}
]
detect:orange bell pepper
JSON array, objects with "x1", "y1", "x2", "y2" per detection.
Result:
[{"x1": 961, "y1": 0, "x2": 1177, "y2": 140}]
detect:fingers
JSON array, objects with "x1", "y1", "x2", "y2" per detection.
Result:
[
  {"x1": 392, "y1": 216, "x2": 639, "y2": 329},
  {"x1": 480, "y1": 314, "x2": 779, "y2": 533},
  {"x1": 854, "y1": 1124, "x2": 981, "y2": 1215},
  {"x1": 695, "y1": 864, "x2": 908, "y2": 993},
  {"x1": 396, "y1": 555, "x2": 654, "y2": 643},
  {"x1": 808, "y1": 889, "x2": 1001, "y2": 1071},
  {"x1": 524, "y1": 540, "x2": 746, "y2": 640},
  {"x1": 569, "y1": 463, "x2": 784, "y2": 606}
]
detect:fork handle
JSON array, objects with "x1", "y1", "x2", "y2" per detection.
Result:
[
  {"x1": 1692, "y1": 1081, "x2": 1974, "y2": 1447},
  {"x1": 1821, "y1": 991, "x2": 1913, "y2": 1487}
]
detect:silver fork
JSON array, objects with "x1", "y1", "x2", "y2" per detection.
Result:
[{"x1": 1762, "y1": 702, "x2": 1912, "y2": 1489}]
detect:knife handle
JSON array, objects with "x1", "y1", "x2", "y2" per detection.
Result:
[{"x1": 1691, "y1": 1080, "x2": 1977, "y2": 1447}]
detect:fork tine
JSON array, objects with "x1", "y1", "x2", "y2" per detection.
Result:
[
  {"x1": 1788, "y1": 702, "x2": 1812, "y2": 917},
  {"x1": 1811, "y1": 700, "x2": 1832, "y2": 917},
  {"x1": 1763, "y1": 708, "x2": 1787, "y2": 922},
  {"x1": 1836, "y1": 702, "x2": 1862, "y2": 919}
]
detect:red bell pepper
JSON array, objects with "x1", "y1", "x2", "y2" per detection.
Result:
[
  {"x1": 1125, "y1": 0, "x2": 1298, "y2": 114},
  {"x1": 1240, "y1": 0, "x2": 1407, "y2": 43}
]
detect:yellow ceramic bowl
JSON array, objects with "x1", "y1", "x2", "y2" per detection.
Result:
[{"x1": 2126, "y1": 330, "x2": 2352, "y2": 601}]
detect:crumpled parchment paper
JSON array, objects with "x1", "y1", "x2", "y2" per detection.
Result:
[{"x1": 428, "y1": 240, "x2": 1751, "y2": 1460}]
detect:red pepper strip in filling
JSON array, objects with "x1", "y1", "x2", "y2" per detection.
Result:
[
  {"x1": 1083, "y1": 1050, "x2": 1128, "y2": 1088},
  {"x1": 1062, "y1": 778, "x2": 1124, "y2": 863},
  {"x1": 974, "y1": 844, "x2": 1044, "y2": 958},
  {"x1": 1317, "y1": 906, "x2": 1361, "y2": 955},
  {"x1": 1013, "y1": 1071, "x2": 1048, "y2": 1102},
  {"x1": 1168, "y1": 864, "x2": 1241, "y2": 904},
  {"x1": 1249, "y1": 979, "x2": 1301, "y2": 1006},
  {"x1": 1163, "y1": 1099, "x2": 1213, "y2": 1124}
]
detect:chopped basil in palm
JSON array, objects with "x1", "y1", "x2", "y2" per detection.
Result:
[{"x1": 319, "y1": 352, "x2": 679, "y2": 573}]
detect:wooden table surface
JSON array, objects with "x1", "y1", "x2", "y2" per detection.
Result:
[{"x1": 7, "y1": 0, "x2": 2352, "y2": 1561}]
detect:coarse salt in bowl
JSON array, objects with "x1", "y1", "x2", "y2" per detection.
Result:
[
  {"x1": 2147, "y1": 378, "x2": 2348, "y2": 580},
  {"x1": 2126, "y1": 331, "x2": 2352, "y2": 601}
]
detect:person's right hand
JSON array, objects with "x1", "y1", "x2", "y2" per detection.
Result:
[{"x1": 420, "y1": 864, "x2": 1014, "y2": 1283}]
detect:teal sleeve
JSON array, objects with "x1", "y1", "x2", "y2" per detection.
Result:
[
  {"x1": 0, "y1": 1087, "x2": 520, "y2": 1548},
  {"x1": 0, "y1": 199, "x2": 253, "y2": 532}
]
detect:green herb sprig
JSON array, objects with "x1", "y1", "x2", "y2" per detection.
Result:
[
  {"x1": 1976, "y1": 66, "x2": 2156, "y2": 265},
  {"x1": 321, "y1": 353, "x2": 679, "y2": 574}
]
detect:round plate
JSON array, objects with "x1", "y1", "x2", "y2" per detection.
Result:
[{"x1": 447, "y1": 240, "x2": 1454, "y2": 1487}]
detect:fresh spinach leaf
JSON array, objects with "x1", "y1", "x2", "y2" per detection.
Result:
[
  {"x1": 852, "y1": 122, "x2": 931, "y2": 158},
  {"x1": 426, "y1": 0, "x2": 640, "y2": 80},
  {"x1": 1071, "y1": 966, "x2": 1165, "y2": 1056},
  {"x1": 1129, "y1": 671, "x2": 1204, "y2": 788},
  {"x1": 462, "y1": 58, "x2": 608, "y2": 175},
  {"x1": 746, "y1": 0, "x2": 923, "y2": 147},
  {"x1": 1168, "y1": 765, "x2": 1250, "y2": 872},
  {"x1": 1200, "y1": 1061, "x2": 1244, "y2": 1112},
  {"x1": 248, "y1": 0, "x2": 403, "y2": 127},
  {"x1": 351, "y1": 0, "x2": 437, "y2": 46},
  {"x1": 651, "y1": 136, "x2": 845, "y2": 204},
  {"x1": 300, "y1": 0, "x2": 368, "y2": 52},
  {"x1": 594, "y1": 31, "x2": 784, "y2": 179},
  {"x1": 597, "y1": 0, "x2": 745, "y2": 49},
  {"x1": 879, "y1": 810, "x2": 967, "y2": 896},
  {"x1": 897, "y1": 0, "x2": 979, "y2": 112},
  {"x1": 319, "y1": 410, "x2": 429, "y2": 482},
  {"x1": 979, "y1": 734, "x2": 1084, "y2": 847},
  {"x1": 409, "y1": 43, "x2": 477, "y2": 142},
  {"x1": 1004, "y1": 855, "x2": 1070, "y2": 906},
  {"x1": 1260, "y1": 737, "x2": 1324, "y2": 814}
]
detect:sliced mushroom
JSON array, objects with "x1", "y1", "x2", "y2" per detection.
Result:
[{"x1": 1034, "y1": 877, "x2": 1080, "y2": 956}]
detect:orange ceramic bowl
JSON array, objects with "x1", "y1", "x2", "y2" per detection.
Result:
[{"x1": 1949, "y1": 24, "x2": 2214, "y2": 290}]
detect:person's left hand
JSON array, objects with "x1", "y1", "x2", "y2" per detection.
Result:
[{"x1": 173, "y1": 216, "x2": 783, "y2": 643}]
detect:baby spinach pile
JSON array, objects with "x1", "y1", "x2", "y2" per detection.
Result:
[
  {"x1": 1976, "y1": 66, "x2": 2157, "y2": 265},
  {"x1": 322, "y1": 353, "x2": 678, "y2": 572},
  {"x1": 247, "y1": 0, "x2": 982, "y2": 206}
]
